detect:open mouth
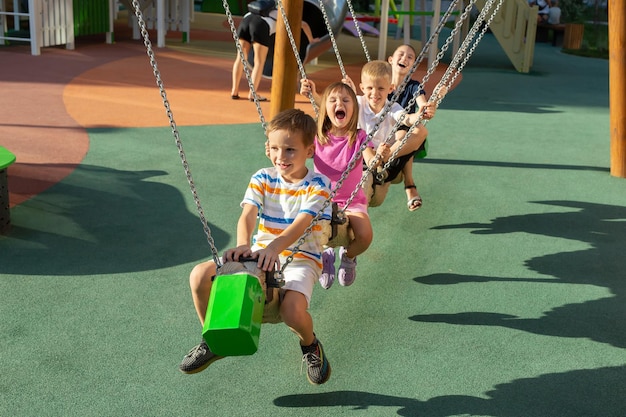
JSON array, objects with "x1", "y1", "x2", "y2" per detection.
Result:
[
  {"x1": 399, "y1": 63, "x2": 407, "y2": 68},
  {"x1": 335, "y1": 110, "x2": 346, "y2": 120}
]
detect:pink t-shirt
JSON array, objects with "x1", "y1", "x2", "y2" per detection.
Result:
[{"x1": 313, "y1": 129, "x2": 371, "y2": 213}]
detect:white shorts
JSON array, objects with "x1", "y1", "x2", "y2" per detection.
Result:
[
  {"x1": 279, "y1": 257, "x2": 319, "y2": 307},
  {"x1": 251, "y1": 245, "x2": 319, "y2": 307}
]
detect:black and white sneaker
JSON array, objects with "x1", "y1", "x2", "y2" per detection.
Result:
[
  {"x1": 301, "y1": 339, "x2": 331, "y2": 385},
  {"x1": 179, "y1": 340, "x2": 223, "y2": 374}
]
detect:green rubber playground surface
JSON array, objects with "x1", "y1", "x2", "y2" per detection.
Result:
[{"x1": 1, "y1": 35, "x2": 625, "y2": 416}]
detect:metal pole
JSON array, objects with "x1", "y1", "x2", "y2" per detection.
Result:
[
  {"x1": 378, "y1": 0, "x2": 390, "y2": 60},
  {"x1": 270, "y1": 0, "x2": 303, "y2": 119},
  {"x1": 609, "y1": 0, "x2": 626, "y2": 177}
]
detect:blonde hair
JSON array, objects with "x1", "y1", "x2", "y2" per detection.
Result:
[
  {"x1": 267, "y1": 108, "x2": 316, "y2": 147},
  {"x1": 317, "y1": 81, "x2": 359, "y2": 146},
  {"x1": 361, "y1": 60, "x2": 393, "y2": 83}
]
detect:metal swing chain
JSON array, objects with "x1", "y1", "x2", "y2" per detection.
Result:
[
  {"x1": 340, "y1": 0, "x2": 468, "y2": 204},
  {"x1": 317, "y1": 0, "x2": 348, "y2": 80},
  {"x1": 295, "y1": 1, "x2": 463, "y2": 219},
  {"x1": 275, "y1": 0, "x2": 320, "y2": 117},
  {"x1": 276, "y1": 0, "x2": 375, "y2": 276},
  {"x1": 346, "y1": 0, "x2": 463, "y2": 178},
  {"x1": 372, "y1": 0, "x2": 484, "y2": 182},
  {"x1": 345, "y1": 0, "x2": 371, "y2": 62},
  {"x1": 277, "y1": 0, "x2": 496, "y2": 275},
  {"x1": 363, "y1": 0, "x2": 464, "y2": 182},
  {"x1": 437, "y1": 0, "x2": 504, "y2": 104},
  {"x1": 130, "y1": 0, "x2": 222, "y2": 267},
  {"x1": 387, "y1": 0, "x2": 462, "y2": 110},
  {"x1": 280, "y1": 0, "x2": 480, "y2": 273},
  {"x1": 222, "y1": 0, "x2": 269, "y2": 132},
  {"x1": 348, "y1": 0, "x2": 501, "y2": 196},
  {"x1": 385, "y1": 0, "x2": 503, "y2": 179},
  {"x1": 278, "y1": 136, "x2": 367, "y2": 276}
]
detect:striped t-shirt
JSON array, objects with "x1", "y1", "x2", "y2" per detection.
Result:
[{"x1": 241, "y1": 167, "x2": 332, "y2": 267}]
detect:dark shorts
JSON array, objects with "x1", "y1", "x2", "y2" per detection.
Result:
[
  {"x1": 363, "y1": 152, "x2": 415, "y2": 184},
  {"x1": 237, "y1": 14, "x2": 272, "y2": 47},
  {"x1": 383, "y1": 152, "x2": 414, "y2": 183}
]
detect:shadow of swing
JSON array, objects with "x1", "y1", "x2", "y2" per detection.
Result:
[
  {"x1": 0, "y1": 163, "x2": 229, "y2": 275},
  {"x1": 273, "y1": 366, "x2": 626, "y2": 416},
  {"x1": 411, "y1": 200, "x2": 626, "y2": 348}
]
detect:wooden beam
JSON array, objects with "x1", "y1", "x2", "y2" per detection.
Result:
[
  {"x1": 610, "y1": 0, "x2": 626, "y2": 177},
  {"x1": 270, "y1": 0, "x2": 304, "y2": 119}
]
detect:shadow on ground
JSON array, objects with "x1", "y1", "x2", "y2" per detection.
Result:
[
  {"x1": 411, "y1": 200, "x2": 626, "y2": 348},
  {"x1": 274, "y1": 365, "x2": 625, "y2": 416},
  {"x1": 0, "y1": 163, "x2": 228, "y2": 275}
]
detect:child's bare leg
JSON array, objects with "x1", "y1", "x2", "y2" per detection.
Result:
[
  {"x1": 344, "y1": 212, "x2": 373, "y2": 259},
  {"x1": 336, "y1": 212, "x2": 371, "y2": 287},
  {"x1": 402, "y1": 157, "x2": 422, "y2": 210},
  {"x1": 189, "y1": 260, "x2": 218, "y2": 325},
  {"x1": 282, "y1": 289, "x2": 331, "y2": 384},
  {"x1": 281, "y1": 290, "x2": 315, "y2": 346},
  {"x1": 390, "y1": 124, "x2": 428, "y2": 158}
]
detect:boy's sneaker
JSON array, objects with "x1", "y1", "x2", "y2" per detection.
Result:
[
  {"x1": 337, "y1": 246, "x2": 357, "y2": 286},
  {"x1": 319, "y1": 247, "x2": 336, "y2": 289},
  {"x1": 179, "y1": 340, "x2": 223, "y2": 374},
  {"x1": 301, "y1": 339, "x2": 331, "y2": 385}
]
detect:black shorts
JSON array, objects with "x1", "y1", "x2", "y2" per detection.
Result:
[
  {"x1": 383, "y1": 152, "x2": 414, "y2": 183},
  {"x1": 237, "y1": 14, "x2": 272, "y2": 47},
  {"x1": 397, "y1": 125, "x2": 410, "y2": 132},
  {"x1": 363, "y1": 152, "x2": 415, "y2": 184}
]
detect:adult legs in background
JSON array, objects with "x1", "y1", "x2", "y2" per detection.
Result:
[{"x1": 231, "y1": 39, "x2": 252, "y2": 99}]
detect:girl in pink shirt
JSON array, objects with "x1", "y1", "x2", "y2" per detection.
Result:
[{"x1": 313, "y1": 81, "x2": 389, "y2": 288}]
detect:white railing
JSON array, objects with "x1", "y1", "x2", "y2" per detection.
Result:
[
  {"x1": 0, "y1": 0, "x2": 74, "y2": 55},
  {"x1": 0, "y1": 0, "x2": 116, "y2": 55},
  {"x1": 122, "y1": 0, "x2": 192, "y2": 47}
]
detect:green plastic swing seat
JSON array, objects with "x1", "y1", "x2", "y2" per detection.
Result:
[
  {"x1": 202, "y1": 273, "x2": 266, "y2": 356},
  {"x1": 416, "y1": 138, "x2": 429, "y2": 159}
]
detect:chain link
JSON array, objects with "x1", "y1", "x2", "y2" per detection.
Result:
[
  {"x1": 376, "y1": 0, "x2": 503, "y2": 181},
  {"x1": 345, "y1": 0, "x2": 371, "y2": 62},
  {"x1": 317, "y1": 0, "x2": 348, "y2": 79},
  {"x1": 371, "y1": 0, "x2": 489, "y2": 183},
  {"x1": 343, "y1": 0, "x2": 466, "y2": 202},
  {"x1": 440, "y1": 0, "x2": 504, "y2": 96},
  {"x1": 130, "y1": 0, "x2": 222, "y2": 267}
]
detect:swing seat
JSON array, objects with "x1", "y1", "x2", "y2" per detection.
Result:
[
  {"x1": 416, "y1": 138, "x2": 429, "y2": 159},
  {"x1": 326, "y1": 220, "x2": 355, "y2": 248},
  {"x1": 202, "y1": 273, "x2": 265, "y2": 356},
  {"x1": 325, "y1": 202, "x2": 354, "y2": 248},
  {"x1": 362, "y1": 170, "x2": 393, "y2": 208}
]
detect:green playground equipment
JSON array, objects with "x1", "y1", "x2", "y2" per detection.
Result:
[
  {"x1": 202, "y1": 273, "x2": 266, "y2": 356},
  {"x1": 416, "y1": 138, "x2": 428, "y2": 159},
  {"x1": 74, "y1": 0, "x2": 111, "y2": 37},
  {"x1": 202, "y1": 0, "x2": 246, "y2": 15},
  {"x1": 0, "y1": 146, "x2": 16, "y2": 234}
]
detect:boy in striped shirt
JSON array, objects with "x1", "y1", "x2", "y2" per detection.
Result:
[{"x1": 179, "y1": 109, "x2": 333, "y2": 385}]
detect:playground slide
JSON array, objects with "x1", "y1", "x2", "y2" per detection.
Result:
[
  {"x1": 262, "y1": 0, "x2": 348, "y2": 76},
  {"x1": 472, "y1": 0, "x2": 537, "y2": 73}
]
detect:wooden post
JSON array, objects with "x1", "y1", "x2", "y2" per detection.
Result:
[
  {"x1": 270, "y1": 0, "x2": 304, "y2": 119},
  {"x1": 610, "y1": 0, "x2": 626, "y2": 177}
]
